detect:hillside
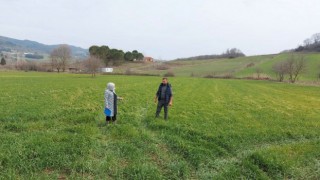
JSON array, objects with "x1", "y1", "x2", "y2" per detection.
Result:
[
  {"x1": 119, "y1": 53, "x2": 320, "y2": 82},
  {"x1": 0, "y1": 36, "x2": 88, "y2": 58}
]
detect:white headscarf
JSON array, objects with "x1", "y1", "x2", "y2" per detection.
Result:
[{"x1": 107, "y1": 82, "x2": 115, "y2": 93}]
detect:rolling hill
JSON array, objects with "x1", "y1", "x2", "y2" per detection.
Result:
[{"x1": 117, "y1": 53, "x2": 320, "y2": 82}]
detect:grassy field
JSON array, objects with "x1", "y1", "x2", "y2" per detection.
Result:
[
  {"x1": 123, "y1": 53, "x2": 320, "y2": 81},
  {"x1": 1, "y1": 72, "x2": 320, "y2": 179},
  {"x1": 234, "y1": 53, "x2": 320, "y2": 80}
]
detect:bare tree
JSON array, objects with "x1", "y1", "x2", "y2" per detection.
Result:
[
  {"x1": 255, "y1": 68, "x2": 263, "y2": 79},
  {"x1": 71, "y1": 59, "x2": 85, "y2": 72},
  {"x1": 272, "y1": 61, "x2": 288, "y2": 82},
  {"x1": 311, "y1": 33, "x2": 320, "y2": 44},
  {"x1": 273, "y1": 55, "x2": 307, "y2": 83},
  {"x1": 50, "y1": 52, "x2": 59, "y2": 72},
  {"x1": 15, "y1": 61, "x2": 39, "y2": 71},
  {"x1": 50, "y1": 45, "x2": 71, "y2": 72},
  {"x1": 84, "y1": 56, "x2": 103, "y2": 77},
  {"x1": 303, "y1": 38, "x2": 312, "y2": 47},
  {"x1": 286, "y1": 56, "x2": 295, "y2": 82},
  {"x1": 287, "y1": 55, "x2": 307, "y2": 83}
]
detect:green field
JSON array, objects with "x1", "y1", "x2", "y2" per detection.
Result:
[
  {"x1": 1, "y1": 72, "x2": 320, "y2": 179},
  {"x1": 124, "y1": 53, "x2": 320, "y2": 81}
]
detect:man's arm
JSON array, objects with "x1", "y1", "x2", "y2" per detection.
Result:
[
  {"x1": 155, "y1": 87, "x2": 160, "y2": 103},
  {"x1": 154, "y1": 95, "x2": 158, "y2": 103},
  {"x1": 169, "y1": 96, "x2": 173, "y2": 106},
  {"x1": 169, "y1": 86, "x2": 173, "y2": 106}
]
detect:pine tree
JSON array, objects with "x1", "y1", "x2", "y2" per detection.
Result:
[{"x1": 0, "y1": 57, "x2": 6, "y2": 65}]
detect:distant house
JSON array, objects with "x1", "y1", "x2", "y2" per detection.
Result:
[
  {"x1": 68, "y1": 67, "x2": 79, "y2": 73},
  {"x1": 143, "y1": 57, "x2": 153, "y2": 62},
  {"x1": 101, "y1": 67, "x2": 113, "y2": 73}
]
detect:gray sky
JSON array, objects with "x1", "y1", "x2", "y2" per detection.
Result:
[{"x1": 1, "y1": 0, "x2": 319, "y2": 60}]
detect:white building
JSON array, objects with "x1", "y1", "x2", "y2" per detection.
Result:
[{"x1": 100, "y1": 68, "x2": 113, "y2": 73}]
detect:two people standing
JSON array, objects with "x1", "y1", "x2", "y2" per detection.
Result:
[{"x1": 104, "y1": 77, "x2": 173, "y2": 124}]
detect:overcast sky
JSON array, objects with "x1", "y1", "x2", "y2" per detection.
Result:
[{"x1": 1, "y1": 0, "x2": 319, "y2": 60}]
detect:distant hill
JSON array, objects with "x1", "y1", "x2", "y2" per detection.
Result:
[
  {"x1": 0, "y1": 36, "x2": 88, "y2": 58},
  {"x1": 114, "y1": 52, "x2": 320, "y2": 81},
  {"x1": 168, "y1": 53, "x2": 320, "y2": 80}
]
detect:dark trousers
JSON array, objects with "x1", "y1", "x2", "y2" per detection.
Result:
[
  {"x1": 106, "y1": 115, "x2": 116, "y2": 122},
  {"x1": 156, "y1": 100, "x2": 168, "y2": 120}
]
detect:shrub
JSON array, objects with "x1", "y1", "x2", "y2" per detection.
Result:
[
  {"x1": 204, "y1": 75, "x2": 214, "y2": 78},
  {"x1": 125, "y1": 68, "x2": 134, "y2": 75},
  {"x1": 222, "y1": 73, "x2": 234, "y2": 79},
  {"x1": 156, "y1": 64, "x2": 170, "y2": 70},
  {"x1": 164, "y1": 71, "x2": 175, "y2": 77},
  {"x1": 246, "y1": 63, "x2": 255, "y2": 68},
  {"x1": 102, "y1": 72, "x2": 159, "y2": 77}
]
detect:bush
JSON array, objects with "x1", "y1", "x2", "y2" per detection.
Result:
[
  {"x1": 221, "y1": 73, "x2": 234, "y2": 79},
  {"x1": 102, "y1": 72, "x2": 159, "y2": 77},
  {"x1": 156, "y1": 64, "x2": 170, "y2": 70},
  {"x1": 125, "y1": 68, "x2": 134, "y2": 75},
  {"x1": 246, "y1": 63, "x2": 255, "y2": 68},
  {"x1": 164, "y1": 71, "x2": 175, "y2": 77},
  {"x1": 204, "y1": 74, "x2": 214, "y2": 78},
  {"x1": 203, "y1": 73, "x2": 234, "y2": 79},
  {"x1": 15, "y1": 61, "x2": 50, "y2": 72},
  {"x1": 244, "y1": 75, "x2": 271, "y2": 81}
]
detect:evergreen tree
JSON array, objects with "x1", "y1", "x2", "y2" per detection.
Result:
[{"x1": 0, "y1": 57, "x2": 6, "y2": 65}]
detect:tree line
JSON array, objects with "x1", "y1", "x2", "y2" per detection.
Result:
[
  {"x1": 47, "y1": 44, "x2": 145, "y2": 75},
  {"x1": 295, "y1": 33, "x2": 320, "y2": 52},
  {"x1": 25, "y1": 53, "x2": 44, "y2": 59},
  {"x1": 89, "y1": 45, "x2": 144, "y2": 66},
  {"x1": 86, "y1": 45, "x2": 144, "y2": 77}
]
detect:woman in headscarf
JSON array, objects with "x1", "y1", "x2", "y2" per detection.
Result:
[{"x1": 104, "y1": 82, "x2": 122, "y2": 124}]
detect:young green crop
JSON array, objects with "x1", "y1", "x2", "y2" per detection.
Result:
[{"x1": 0, "y1": 72, "x2": 319, "y2": 179}]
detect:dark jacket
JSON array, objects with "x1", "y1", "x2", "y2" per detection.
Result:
[
  {"x1": 156, "y1": 83, "x2": 172, "y2": 104},
  {"x1": 113, "y1": 92, "x2": 117, "y2": 116}
]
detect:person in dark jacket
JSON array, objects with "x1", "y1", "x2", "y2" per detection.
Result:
[{"x1": 154, "y1": 77, "x2": 173, "y2": 120}]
